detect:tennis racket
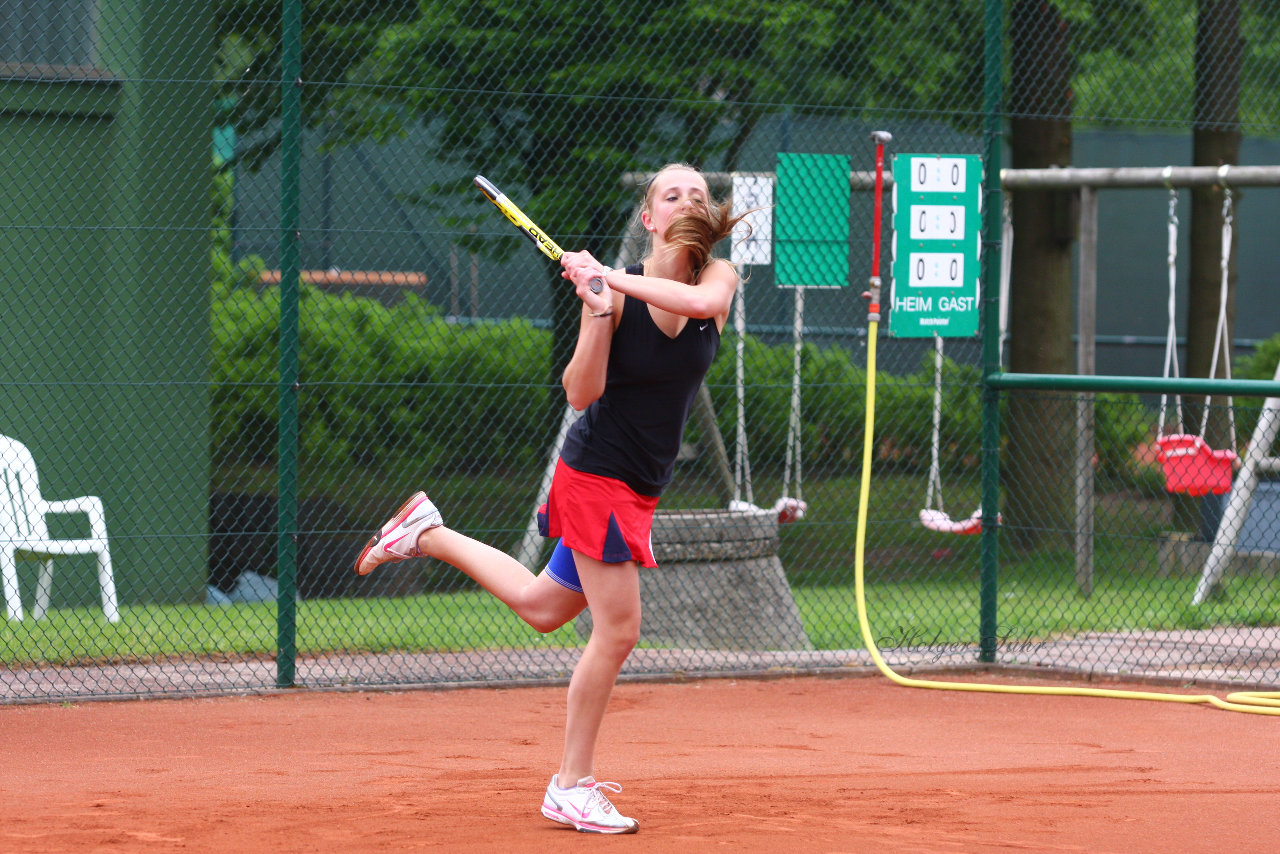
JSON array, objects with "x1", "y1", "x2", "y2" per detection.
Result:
[{"x1": 473, "y1": 174, "x2": 604, "y2": 293}]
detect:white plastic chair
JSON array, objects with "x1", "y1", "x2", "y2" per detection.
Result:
[{"x1": 0, "y1": 435, "x2": 119, "y2": 622}]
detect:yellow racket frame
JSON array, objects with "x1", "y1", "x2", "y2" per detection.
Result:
[
  {"x1": 473, "y1": 174, "x2": 566, "y2": 261},
  {"x1": 474, "y1": 174, "x2": 604, "y2": 294}
]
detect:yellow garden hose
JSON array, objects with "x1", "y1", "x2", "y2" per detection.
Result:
[{"x1": 853, "y1": 317, "x2": 1280, "y2": 716}]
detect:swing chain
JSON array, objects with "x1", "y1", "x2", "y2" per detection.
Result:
[{"x1": 1158, "y1": 172, "x2": 1182, "y2": 438}]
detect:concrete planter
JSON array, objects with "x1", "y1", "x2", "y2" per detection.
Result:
[{"x1": 576, "y1": 507, "x2": 812, "y2": 651}]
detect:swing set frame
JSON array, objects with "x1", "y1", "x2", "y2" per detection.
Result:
[{"x1": 996, "y1": 163, "x2": 1280, "y2": 602}]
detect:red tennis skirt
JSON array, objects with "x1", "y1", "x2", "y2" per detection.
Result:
[{"x1": 539, "y1": 458, "x2": 659, "y2": 567}]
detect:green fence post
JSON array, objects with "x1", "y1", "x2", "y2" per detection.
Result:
[
  {"x1": 978, "y1": 0, "x2": 1005, "y2": 664},
  {"x1": 276, "y1": 0, "x2": 302, "y2": 688}
]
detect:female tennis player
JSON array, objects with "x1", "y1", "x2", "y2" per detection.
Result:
[{"x1": 355, "y1": 163, "x2": 746, "y2": 833}]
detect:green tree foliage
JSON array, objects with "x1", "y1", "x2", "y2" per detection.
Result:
[
  {"x1": 214, "y1": 1, "x2": 421, "y2": 170},
  {"x1": 1071, "y1": 0, "x2": 1280, "y2": 132},
  {"x1": 214, "y1": 0, "x2": 994, "y2": 374},
  {"x1": 316, "y1": 0, "x2": 997, "y2": 236}
]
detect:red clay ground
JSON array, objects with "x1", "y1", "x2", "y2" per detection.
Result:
[{"x1": 3, "y1": 674, "x2": 1276, "y2": 853}]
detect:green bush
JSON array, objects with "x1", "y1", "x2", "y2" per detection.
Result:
[
  {"x1": 1237, "y1": 332, "x2": 1280, "y2": 381},
  {"x1": 1095, "y1": 392, "x2": 1158, "y2": 484},
  {"x1": 1233, "y1": 331, "x2": 1280, "y2": 449},
  {"x1": 211, "y1": 283, "x2": 553, "y2": 474},
  {"x1": 706, "y1": 343, "x2": 983, "y2": 478},
  {"x1": 705, "y1": 339, "x2": 1150, "y2": 486},
  {"x1": 209, "y1": 278, "x2": 1151, "y2": 486}
]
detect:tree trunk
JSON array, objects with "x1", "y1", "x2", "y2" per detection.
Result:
[
  {"x1": 1176, "y1": 0, "x2": 1242, "y2": 529},
  {"x1": 1004, "y1": 0, "x2": 1076, "y2": 551}
]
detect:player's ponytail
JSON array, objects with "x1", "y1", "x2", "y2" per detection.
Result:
[{"x1": 663, "y1": 200, "x2": 745, "y2": 284}]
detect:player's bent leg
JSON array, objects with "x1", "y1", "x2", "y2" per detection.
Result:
[
  {"x1": 514, "y1": 571, "x2": 587, "y2": 634},
  {"x1": 355, "y1": 494, "x2": 588, "y2": 631},
  {"x1": 401, "y1": 524, "x2": 588, "y2": 633}
]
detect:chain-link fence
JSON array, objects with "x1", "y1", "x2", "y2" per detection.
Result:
[{"x1": 2, "y1": 0, "x2": 1279, "y2": 702}]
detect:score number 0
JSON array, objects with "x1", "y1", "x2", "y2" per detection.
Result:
[
  {"x1": 907, "y1": 252, "x2": 964, "y2": 288},
  {"x1": 911, "y1": 157, "x2": 969, "y2": 193}
]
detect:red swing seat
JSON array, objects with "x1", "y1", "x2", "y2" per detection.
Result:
[
  {"x1": 919, "y1": 508, "x2": 983, "y2": 535},
  {"x1": 919, "y1": 507, "x2": 1001, "y2": 536},
  {"x1": 1156, "y1": 434, "x2": 1237, "y2": 496}
]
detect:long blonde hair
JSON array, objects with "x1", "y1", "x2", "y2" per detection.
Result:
[{"x1": 643, "y1": 163, "x2": 750, "y2": 284}]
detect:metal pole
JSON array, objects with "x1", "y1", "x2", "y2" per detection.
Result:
[
  {"x1": 1074, "y1": 187, "x2": 1098, "y2": 597},
  {"x1": 638, "y1": 165, "x2": 1280, "y2": 195},
  {"x1": 978, "y1": 0, "x2": 1004, "y2": 663},
  {"x1": 1002, "y1": 164, "x2": 1280, "y2": 189},
  {"x1": 988, "y1": 374, "x2": 1280, "y2": 396},
  {"x1": 276, "y1": 0, "x2": 302, "y2": 688}
]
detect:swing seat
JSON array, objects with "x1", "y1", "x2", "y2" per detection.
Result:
[
  {"x1": 773, "y1": 496, "x2": 807, "y2": 524},
  {"x1": 727, "y1": 498, "x2": 808, "y2": 524},
  {"x1": 919, "y1": 507, "x2": 985, "y2": 536},
  {"x1": 1156, "y1": 434, "x2": 1237, "y2": 496}
]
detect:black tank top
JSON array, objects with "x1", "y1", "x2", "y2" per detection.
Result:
[{"x1": 561, "y1": 264, "x2": 722, "y2": 496}]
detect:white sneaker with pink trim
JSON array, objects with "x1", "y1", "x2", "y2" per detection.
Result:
[
  {"x1": 541, "y1": 775, "x2": 639, "y2": 834},
  {"x1": 353, "y1": 491, "x2": 442, "y2": 576}
]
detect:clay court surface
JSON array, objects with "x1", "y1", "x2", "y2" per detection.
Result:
[{"x1": 4, "y1": 674, "x2": 1276, "y2": 853}]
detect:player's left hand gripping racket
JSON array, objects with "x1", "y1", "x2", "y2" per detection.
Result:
[{"x1": 473, "y1": 174, "x2": 604, "y2": 293}]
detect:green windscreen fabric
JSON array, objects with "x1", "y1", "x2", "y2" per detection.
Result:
[{"x1": 775, "y1": 153, "x2": 852, "y2": 288}]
